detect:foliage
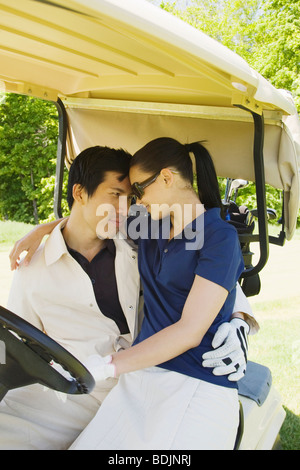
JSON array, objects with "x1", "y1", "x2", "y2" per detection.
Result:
[
  {"x1": 159, "y1": 0, "x2": 263, "y2": 59},
  {"x1": 248, "y1": 0, "x2": 300, "y2": 110},
  {"x1": 0, "y1": 94, "x2": 60, "y2": 224},
  {"x1": 38, "y1": 173, "x2": 70, "y2": 223}
]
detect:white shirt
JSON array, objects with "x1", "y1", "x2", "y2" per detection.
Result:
[{"x1": 7, "y1": 220, "x2": 141, "y2": 402}]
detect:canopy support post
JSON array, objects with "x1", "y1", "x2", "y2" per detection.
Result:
[
  {"x1": 235, "y1": 108, "x2": 269, "y2": 278},
  {"x1": 53, "y1": 98, "x2": 67, "y2": 219},
  {"x1": 247, "y1": 110, "x2": 269, "y2": 276}
]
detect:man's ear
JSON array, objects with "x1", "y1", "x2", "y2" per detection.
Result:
[{"x1": 72, "y1": 184, "x2": 86, "y2": 204}]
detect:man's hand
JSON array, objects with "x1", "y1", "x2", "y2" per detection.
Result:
[
  {"x1": 85, "y1": 355, "x2": 116, "y2": 382},
  {"x1": 202, "y1": 318, "x2": 249, "y2": 381}
]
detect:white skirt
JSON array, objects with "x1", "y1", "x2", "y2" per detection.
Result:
[{"x1": 70, "y1": 367, "x2": 239, "y2": 450}]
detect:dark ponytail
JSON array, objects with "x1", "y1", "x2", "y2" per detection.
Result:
[{"x1": 184, "y1": 142, "x2": 223, "y2": 216}]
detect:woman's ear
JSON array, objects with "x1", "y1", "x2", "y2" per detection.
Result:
[{"x1": 160, "y1": 168, "x2": 174, "y2": 187}]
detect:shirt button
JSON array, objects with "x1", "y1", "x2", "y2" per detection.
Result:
[
  {"x1": 128, "y1": 305, "x2": 134, "y2": 310},
  {"x1": 164, "y1": 248, "x2": 168, "y2": 253},
  {"x1": 131, "y1": 255, "x2": 136, "y2": 260},
  {"x1": 89, "y1": 303, "x2": 93, "y2": 307}
]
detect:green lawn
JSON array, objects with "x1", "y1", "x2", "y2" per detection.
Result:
[
  {"x1": 0, "y1": 220, "x2": 299, "y2": 450},
  {"x1": 0, "y1": 220, "x2": 35, "y2": 252},
  {"x1": 248, "y1": 297, "x2": 300, "y2": 450}
]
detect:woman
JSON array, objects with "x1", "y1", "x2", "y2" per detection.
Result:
[{"x1": 70, "y1": 138, "x2": 245, "y2": 450}]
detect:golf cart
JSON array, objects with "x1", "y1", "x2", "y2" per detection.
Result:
[{"x1": 0, "y1": 0, "x2": 299, "y2": 450}]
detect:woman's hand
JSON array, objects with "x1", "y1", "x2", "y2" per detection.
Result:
[{"x1": 9, "y1": 218, "x2": 64, "y2": 270}]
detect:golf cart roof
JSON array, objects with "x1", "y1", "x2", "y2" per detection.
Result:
[
  {"x1": 0, "y1": 0, "x2": 299, "y2": 239},
  {"x1": 0, "y1": 0, "x2": 297, "y2": 112}
]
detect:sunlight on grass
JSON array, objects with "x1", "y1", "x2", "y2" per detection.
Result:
[
  {"x1": 0, "y1": 220, "x2": 35, "y2": 251},
  {"x1": 248, "y1": 297, "x2": 300, "y2": 450}
]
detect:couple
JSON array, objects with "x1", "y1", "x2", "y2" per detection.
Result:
[{"x1": 5, "y1": 137, "x2": 257, "y2": 450}]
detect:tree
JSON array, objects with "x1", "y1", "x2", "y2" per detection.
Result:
[
  {"x1": 248, "y1": 0, "x2": 300, "y2": 110},
  {"x1": 0, "y1": 94, "x2": 60, "y2": 224},
  {"x1": 159, "y1": 0, "x2": 263, "y2": 59}
]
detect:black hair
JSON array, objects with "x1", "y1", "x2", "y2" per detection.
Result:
[
  {"x1": 130, "y1": 137, "x2": 223, "y2": 214},
  {"x1": 67, "y1": 146, "x2": 131, "y2": 209}
]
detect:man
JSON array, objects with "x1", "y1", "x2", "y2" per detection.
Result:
[{"x1": 1, "y1": 146, "x2": 257, "y2": 450}]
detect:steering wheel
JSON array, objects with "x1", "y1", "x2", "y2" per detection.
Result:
[{"x1": 0, "y1": 305, "x2": 95, "y2": 402}]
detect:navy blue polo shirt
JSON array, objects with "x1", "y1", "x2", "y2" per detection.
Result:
[{"x1": 132, "y1": 207, "x2": 244, "y2": 389}]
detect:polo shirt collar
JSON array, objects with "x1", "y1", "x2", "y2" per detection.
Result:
[
  {"x1": 44, "y1": 220, "x2": 121, "y2": 266},
  {"x1": 153, "y1": 208, "x2": 212, "y2": 244},
  {"x1": 66, "y1": 238, "x2": 115, "y2": 261},
  {"x1": 44, "y1": 219, "x2": 69, "y2": 266}
]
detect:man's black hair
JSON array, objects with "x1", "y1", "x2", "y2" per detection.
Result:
[{"x1": 67, "y1": 146, "x2": 131, "y2": 209}]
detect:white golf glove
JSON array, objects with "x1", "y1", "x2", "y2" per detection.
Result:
[
  {"x1": 202, "y1": 318, "x2": 249, "y2": 381},
  {"x1": 85, "y1": 354, "x2": 116, "y2": 382}
]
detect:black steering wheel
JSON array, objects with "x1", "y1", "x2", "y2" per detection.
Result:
[{"x1": 0, "y1": 305, "x2": 95, "y2": 402}]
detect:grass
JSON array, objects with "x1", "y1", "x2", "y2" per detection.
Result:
[
  {"x1": 0, "y1": 220, "x2": 35, "y2": 251},
  {"x1": 248, "y1": 297, "x2": 300, "y2": 450},
  {"x1": 0, "y1": 220, "x2": 299, "y2": 449}
]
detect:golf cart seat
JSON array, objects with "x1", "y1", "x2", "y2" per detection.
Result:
[{"x1": 235, "y1": 361, "x2": 286, "y2": 450}]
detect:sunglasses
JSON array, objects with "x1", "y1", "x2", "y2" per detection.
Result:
[{"x1": 131, "y1": 171, "x2": 161, "y2": 200}]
